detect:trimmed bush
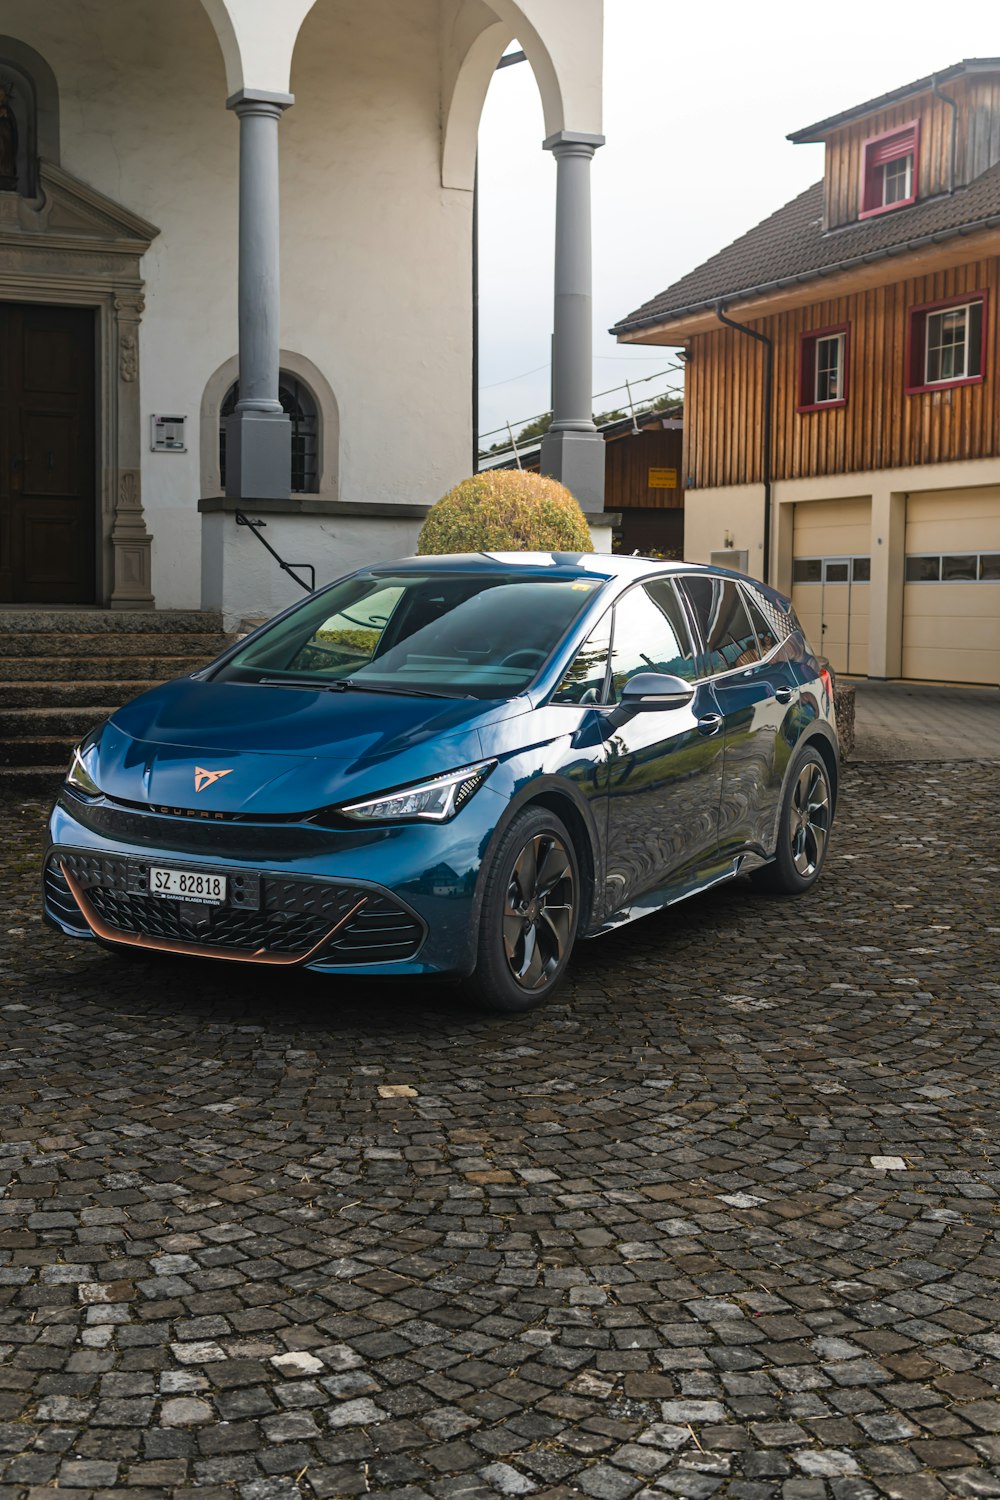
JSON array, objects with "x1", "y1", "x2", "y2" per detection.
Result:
[{"x1": 417, "y1": 471, "x2": 594, "y2": 556}]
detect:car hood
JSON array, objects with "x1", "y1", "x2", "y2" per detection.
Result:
[{"x1": 96, "y1": 678, "x2": 525, "y2": 815}]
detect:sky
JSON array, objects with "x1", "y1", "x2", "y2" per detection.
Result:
[{"x1": 475, "y1": 0, "x2": 1000, "y2": 448}]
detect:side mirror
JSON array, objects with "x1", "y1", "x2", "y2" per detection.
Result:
[{"x1": 618, "y1": 672, "x2": 695, "y2": 711}]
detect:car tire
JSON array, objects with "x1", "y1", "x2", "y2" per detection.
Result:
[
  {"x1": 751, "y1": 744, "x2": 833, "y2": 895},
  {"x1": 467, "y1": 806, "x2": 581, "y2": 1012}
]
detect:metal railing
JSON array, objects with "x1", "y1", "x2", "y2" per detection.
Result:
[
  {"x1": 234, "y1": 510, "x2": 316, "y2": 593},
  {"x1": 477, "y1": 362, "x2": 685, "y2": 464}
]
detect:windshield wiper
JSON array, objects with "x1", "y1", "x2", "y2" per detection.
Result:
[
  {"x1": 257, "y1": 676, "x2": 458, "y2": 700},
  {"x1": 341, "y1": 678, "x2": 464, "y2": 700}
]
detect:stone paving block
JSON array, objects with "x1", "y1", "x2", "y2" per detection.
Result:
[{"x1": 2, "y1": 764, "x2": 1000, "y2": 1500}]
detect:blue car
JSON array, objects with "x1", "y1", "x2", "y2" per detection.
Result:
[{"x1": 45, "y1": 553, "x2": 838, "y2": 1011}]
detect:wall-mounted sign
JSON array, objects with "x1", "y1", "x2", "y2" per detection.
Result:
[
  {"x1": 648, "y1": 467, "x2": 678, "y2": 489},
  {"x1": 151, "y1": 415, "x2": 187, "y2": 452}
]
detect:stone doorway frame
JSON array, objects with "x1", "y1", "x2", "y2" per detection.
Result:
[{"x1": 0, "y1": 161, "x2": 159, "y2": 607}]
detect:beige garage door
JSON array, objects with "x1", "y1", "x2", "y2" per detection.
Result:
[
  {"x1": 903, "y1": 490, "x2": 1000, "y2": 684},
  {"x1": 791, "y1": 499, "x2": 871, "y2": 675}
]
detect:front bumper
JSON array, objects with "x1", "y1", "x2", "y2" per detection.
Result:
[{"x1": 44, "y1": 789, "x2": 497, "y2": 977}]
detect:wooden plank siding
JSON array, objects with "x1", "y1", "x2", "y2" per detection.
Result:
[
  {"x1": 604, "y1": 428, "x2": 683, "y2": 510},
  {"x1": 824, "y1": 75, "x2": 1000, "y2": 229},
  {"x1": 684, "y1": 256, "x2": 1000, "y2": 489}
]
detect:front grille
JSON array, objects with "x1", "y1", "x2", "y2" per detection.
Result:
[
  {"x1": 49, "y1": 853, "x2": 425, "y2": 964},
  {"x1": 87, "y1": 887, "x2": 336, "y2": 955},
  {"x1": 58, "y1": 794, "x2": 356, "y2": 861}
]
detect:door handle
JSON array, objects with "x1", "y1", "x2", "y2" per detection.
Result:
[
  {"x1": 697, "y1": 713, "x2": 723, "y2": 736},
  {"x1": 775, "y1": 686, "x2": 793, "y2": 704}
]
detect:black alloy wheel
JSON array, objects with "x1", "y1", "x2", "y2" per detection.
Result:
[
  {"x1": 752, "y1": 744, "x2": 833, "y2": 894},
  {"x1": 469, "y1": 807, "x2": 580, "y2": 1011}
]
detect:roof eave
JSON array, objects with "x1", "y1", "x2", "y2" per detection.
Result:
[
  {"x1": 787, "y1": 58, "x2": 1000, "y2": 144},
  {"x1": 612, "y1": 213, "x2": 1000, "y2": 341}
]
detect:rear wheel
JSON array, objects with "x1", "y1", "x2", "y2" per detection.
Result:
[
  {"x1": 752, "y1": 746, "x2": 832, "y2": 895},
  {"x1": 468, "y1": 807, "x2": 580, "y2": 1012}
]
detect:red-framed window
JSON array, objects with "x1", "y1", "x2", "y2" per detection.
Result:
[
  {"x1": 798, "y1": 324, "x2": 849, "y2": 412},
  {"x1": 906, "y1": 292, "x2": 987, "y2": 394},
  {"x1": 860, "y1": 121, "x2": 919, "y2": 218}
]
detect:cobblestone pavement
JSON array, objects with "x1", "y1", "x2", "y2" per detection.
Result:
[
  {"x1": 2, "y1": 762, "x2": 1000, "y2": 1500},
  {"x1": 850, "y1": 682, "x2": 1000, "y2": 763}
]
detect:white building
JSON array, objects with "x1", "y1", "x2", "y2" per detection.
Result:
[{"x1": 0, "y1": 0, "x2": 607, "y2": 624}]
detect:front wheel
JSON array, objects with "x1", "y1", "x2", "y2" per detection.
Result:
[
  {"x1": 751, "y1": 746, "x2": 833, "y2": 895},
  {"x1": 468, "y1": 807, "x2": 581, "y2": 1012}
]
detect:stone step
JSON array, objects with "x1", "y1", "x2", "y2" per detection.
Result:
[
  {"x1": 0, "y1": 632, "x2": 230, "y2": 659},
  {"x1": 0, "y1": 609, "x2": 225, "y2": 634},
  {"x1": 0, "y1": 735, "x2": 78, "y2": 768},
  {"x1": 0, "y1": 766, "x2": 64, "y2": 801},
  {"x1": 0, "y1": 656, "x2": 211, "y2": 683},
  {"x1": 0, "y1": 681, "x2": 160, "y2": 709},
  {"x1": 0, "y1": 706, "x2": 115, "y2": 738}
]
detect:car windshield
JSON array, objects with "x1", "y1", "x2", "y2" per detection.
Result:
[{"x1": 212, "y1": 570, "x2": 604, "y2": 699}]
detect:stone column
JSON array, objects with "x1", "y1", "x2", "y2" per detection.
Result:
[
  {"x1": 224, "y1": 89, "x2": 293, "y2": 500},
  {"x1": 539, "y1": 130, "x2": 606, "y2": 511},
  {"x1": 110, "y1": 290, "x2": 154, "y2": 608}
]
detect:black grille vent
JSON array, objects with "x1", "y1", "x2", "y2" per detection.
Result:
[
  {"x1": 46, "y1": 854, "x2": 424, "y2": 964},
  {"x1": 326, "y1": 893, "x2": 426, "y2": 964},
  {"x1": 44, "y1": 863, "x2": 89, "y2": 935}
]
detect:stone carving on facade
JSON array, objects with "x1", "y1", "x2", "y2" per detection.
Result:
[{"x1": 119, "y1": 330, "x2": 137, "y2": 382}]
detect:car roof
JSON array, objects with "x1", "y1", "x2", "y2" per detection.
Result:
[{"x1": 369, "y1": 552, "x2": 718, "y2": 582}]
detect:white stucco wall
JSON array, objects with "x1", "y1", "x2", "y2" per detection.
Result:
[{"x1": 3, "y1": 0, "x2": 477, "y2": 609}]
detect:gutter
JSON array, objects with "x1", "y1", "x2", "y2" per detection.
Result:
[
  {"x1": 612, "y1": 207, "x2": 1000, "y2": 337},
  {"x1": 714, "y1": 303, "x2": 773, "y2": 585},
  {"x1": 931, "y1": 73, "x2": 960, "y2": 193}
]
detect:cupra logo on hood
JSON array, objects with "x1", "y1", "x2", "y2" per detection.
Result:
[{"x1": 194, "y1": 766, "x2": 234, "y2": 793}]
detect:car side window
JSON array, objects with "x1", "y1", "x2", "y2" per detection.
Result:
[
  {"x1": 679, "y1": 576, "x2": 762, "y2": 676},
  {"x1": 551, "y1": 611, "x2": 612, "y2": 705},
  {"x1": 608, "y1": 581, "x2": 698, "y2": 703},
  {"x1": 741, "y1": 587, "x2": 780, "y2": 656}
]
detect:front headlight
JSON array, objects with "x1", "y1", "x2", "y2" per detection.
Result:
[
  {"x1": 66, "y1": 740, "x2": 101, "y2": 798},
  {"x1": 338, "y1": 761, "x2": 495, "y2": 824}
]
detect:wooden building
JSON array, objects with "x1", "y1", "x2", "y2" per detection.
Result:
[
  {"x1": 488, "y1": 407, "x2": 684, "y2": 557},
  {"x1": 613, "y1": 59, "x2": 1000, "y2": 685}
]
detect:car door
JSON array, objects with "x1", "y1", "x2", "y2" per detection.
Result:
[
  {"x1": 676, "y1": 575, "x2": 794, "y2": 862},
  {"x1": 601, "y1": 578, "x2": 726, "y2": 917}
]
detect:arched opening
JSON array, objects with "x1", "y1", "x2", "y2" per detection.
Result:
[
  {"x1": 201, "y1": 350, "x2": 339, "y2": 500},
  {"x1": 220, "y1": 373, "x2": 319, "y2": 494},
  {"x1": 0, "y1": 36, "x2": 59, "y2": 200}
]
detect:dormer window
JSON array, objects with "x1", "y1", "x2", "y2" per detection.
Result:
[{"x1": 860, "y1": 122, "x2": 919, "y2": 218}]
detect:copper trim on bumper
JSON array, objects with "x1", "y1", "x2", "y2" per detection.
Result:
[{"x1": 59, "y1": 861, "x2": 368, "y2": 967}]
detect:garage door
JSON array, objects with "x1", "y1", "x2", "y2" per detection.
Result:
[
  {"x1": 791, "y1": 499, "x2": 871, "y2": 675},
  {"x1": 903, "y1": 490, "x2": 1000, "y2": 684}
]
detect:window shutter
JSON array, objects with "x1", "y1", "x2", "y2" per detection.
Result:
[
  {"x1": 908, "y1": 309, "x2": 927, "y2": 389},
  {"x1": 869, "y1": 129, "x2": 915, "y2": 167},
  {"x1": 799, "y1": 336, "x2": 817, "y2": 407}
]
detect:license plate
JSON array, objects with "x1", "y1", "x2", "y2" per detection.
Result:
[{"x1": 149, "y1": 867, "x2": 228, "y2": 905}]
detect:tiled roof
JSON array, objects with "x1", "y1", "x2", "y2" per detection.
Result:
[{"x1": 612, "y1": 163, "x2": 1000, "y2": 337}]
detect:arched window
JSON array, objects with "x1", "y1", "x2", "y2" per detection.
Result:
[
  {"x1": 219, "y1": 374, "x2": 319, "y2": 494},
  {"x1": 0, "y1": 59, "x2": 39, "y2": 197}
]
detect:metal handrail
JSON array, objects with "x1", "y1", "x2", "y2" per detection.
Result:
[{"x1": 234, "y1": 510, "x2": 316, "y2": 593}]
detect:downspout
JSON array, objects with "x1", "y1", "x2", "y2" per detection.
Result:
[
  {"x1": 472, "y1": 155, "x2": 479, "y2": 472},
  {"x1": 931, "y1": 73, "x2": 959, "y2": 193},
  {"x1": 715, "y1": 301, "x2": 773, "y2": 584}
]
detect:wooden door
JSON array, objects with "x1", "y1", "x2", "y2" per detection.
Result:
[{"x1": 0, "y1": 303, "x2": 96, "y2": 603}]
